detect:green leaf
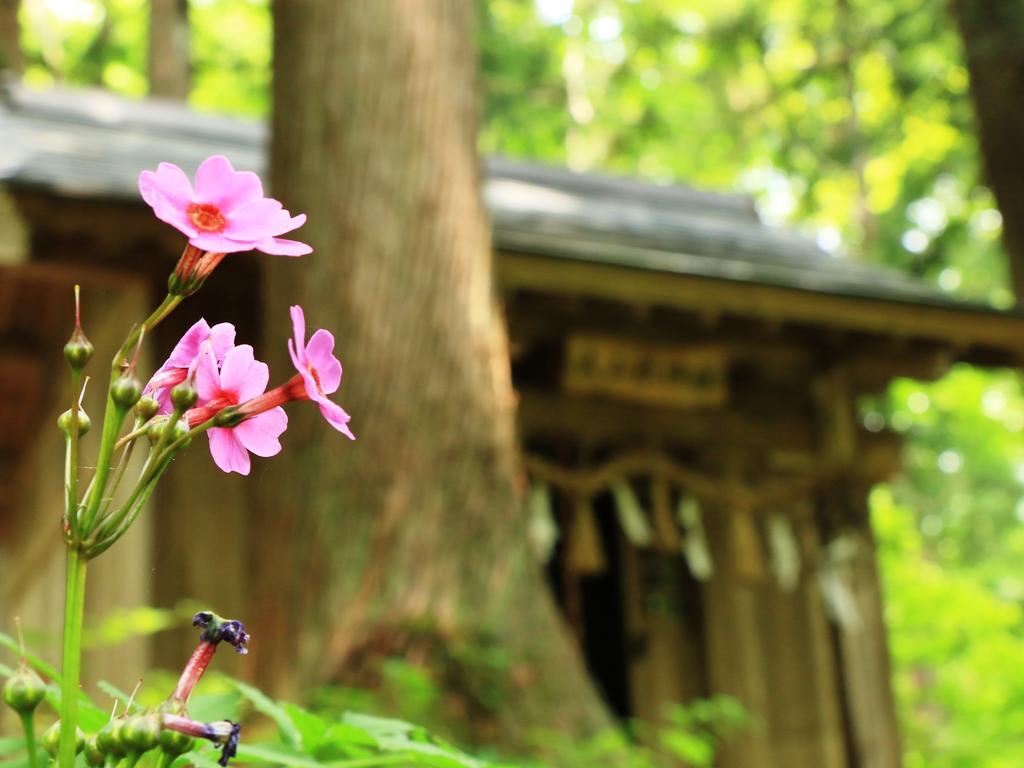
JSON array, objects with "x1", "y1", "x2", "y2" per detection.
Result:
[
  {"x1": 0, "y1": 737, "x2": 28, "y2": 758},
  {"x1": 315, "y1": 723, "x2": 378, "y2": 761},
  {"x1": 0, "y1": 632, "x2": 60, "y2": 682},
  {"x1": 230, "y1": 680, "x2": 302, "y2": 749},
  {"x1": 83, "y1": 606, "x2": 189, "y2": 649},
  {"x1": 281, "y1": 702, "x2": 328, "y2": 752},
  {"x1": 189, "y1": 690, "x2": 243, "y2": 724},
  {"x1": 235, "y1": 743, "x2": 326, "y2": 768},
  {"x1": 96, "y1": 681, "x2": 143, "y2": 713},
  {"x1": 341, "y1": 714, "x2": 482, "y2": 768}
]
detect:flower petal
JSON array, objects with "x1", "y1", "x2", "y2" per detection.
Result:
[
  {"x1": 235, "y1": 407, "x2": 287, "y2": 457},
  {"x1": 223, "y1": 198, "x2": 285, "y2": 240},
  {"x1": 219, "y1": 343, "x2": 252, "y2": 391},
  {"x1": 218, "y1": 170, "x2": 265, "y2": 214},
  {"x1": 208, "y1": 323, "x2": 237, "y2": 363},
  {"x1": 266, "y1": 211, "x2": 306, "y2": 237},
  {"x1": 139, "y1": 162, "x2": 195, "y2": 209},
  {"x1": 290, "y1": 306, "x2": 307, "y2": 360},
  {"x1": 305, "y1": 329, "x2": 342, "y2": 394},
  {"x1": 165, "y1": 319, "x2": 213, "y2": 368},
  {"x1": 318, "y1": 399, "x2": 355, "y2": 439},
  {"x1": 256, "y1": 236, "x2": 312, "y2": 257},
  {"x1": 193, "y1": 156, "x2": 265, "y2": 214},
  {"x1": 208, "y1": 428, "x2": 251, "y2": 475},
  {"x1": 194, "y1": 344, "x2": 222, "y2": 403},
  {"x1": 188, "y1": 231, "x2": 255, "y2": 253},
  {"x1": 148, "y1": 192, "x2": 200, "y2": 237}
]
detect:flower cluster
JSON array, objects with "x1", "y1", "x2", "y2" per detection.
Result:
[
  {"x1": 143, "y1": 306, "x2": 354, "y2": 475},
  {"x1": 137, "y1": 156, "x2": 355, "y2": 475},
  {"x1": 38, "y1": 155, "x2": 352, "y2": 768}
]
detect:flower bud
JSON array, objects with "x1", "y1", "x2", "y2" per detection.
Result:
[
  {"x1": 135, "y1": 396, "x2": 160, "y2": 422},
  {"x1": 2, "y1": 665, "x2": 47, "y2": 714},
  {"x1": 42, "y1": 721, "x2": 84, "y2": 758},
  {"x1": 213, "y1": 408, "x2": 243, "y2": 428},
  {"x1": 57, "y1": 408, "x2": 92, "y2": 438},
  {"x1": 158, "y1": 727, "x2": 195, "y2": 758},
  {"x1": 64, "y1": 328, "x2": 94, "y2": 371},
  {"x1": 96, "y1": 718, "x2": 126, "y2": 758},
  {"x1": 146, "y1": 417, "x2": 190, "y2": 446},
  {"x1": 111, "y1": 374, "x2": 142, "y2": 409},
  {"x1": 83, "y1": 735, "x2": 105, "y2": 767},
  {"x1": 122, "y1": 713, "x2": 162, "y2": 753},
  {"x1": 170, "y1": 381, "x2": 199, "y2": 411}
]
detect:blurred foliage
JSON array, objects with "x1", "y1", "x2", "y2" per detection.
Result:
[
  {"x1": 480, "y1": 0, "x2": 1011, "y2": 304},
  {"x1": 0, "y1": 637, "x2": 488, "y2": 768},
  {"x1": 2, "y1": 629, "x2": 750, "y2": 768},
  {"x1": 313, "y1": 659, "x2": 750, "y2": 767},
  {"x1": 865, "y1": 370, "x2": 1024, "y2": 768},
  {"x1": 15, "y1": 0, "x2": 1024, "y2": 764},
  {"x1": 18, "y1": 0, "x2": 269, "y2": 115}
]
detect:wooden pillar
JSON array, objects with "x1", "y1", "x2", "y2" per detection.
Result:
[
  {"x1": 701, "y1": 495, "x2": 848, "y2": 768},
  {"x1": 621, "y1": 539, "x2": 708, "y2": 724},
  {"x1": 815, "y1": 366, "x2": 902, "y2": 768}
]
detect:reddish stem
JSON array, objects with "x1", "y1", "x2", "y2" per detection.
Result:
[{"x1": 172, "y1": 641, "x2": 217, "y2": 703}]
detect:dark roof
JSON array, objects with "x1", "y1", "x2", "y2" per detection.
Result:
[{"x1": 0, "y1": 81, "x2": 1004, "y2": 313}]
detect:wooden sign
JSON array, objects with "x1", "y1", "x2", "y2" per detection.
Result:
[{"x1": 563, "y1": 334, "x2": 727, "y2": 408}]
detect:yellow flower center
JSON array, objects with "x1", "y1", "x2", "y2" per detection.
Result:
[{"x1": 187, "y1": 203, "x2": 227, "y2": 233}]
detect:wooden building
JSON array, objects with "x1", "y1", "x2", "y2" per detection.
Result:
[{"x1": 4, "y1": 82, "x2": 1024, "y2": 767}]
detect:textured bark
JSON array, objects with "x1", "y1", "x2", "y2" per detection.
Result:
[
  {"x1": 253, "y1": 0, "x2": 612, "y2": 744},
  {"x1": 148, "y1": 0, "x2": 189, "y2": 99},
  {"x1": 0, "y1": 0, "x2": 21, "y2": 73},
  {"x1": 953, "y1": 0, "x2": 1024, "y2": 297}
]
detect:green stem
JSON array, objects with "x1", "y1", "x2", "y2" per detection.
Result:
[
  {"x1": 114, "y1": 295, "x2": 181, "y2": 365},
  {"x1": 19, "y1": 712, "x2": 37, "y2": 768},
  {"x1": 80, "y1": 293, "x2": 183, "y2": 536},
  {"x1": 87, "y1": 463, "x2": 169, "y2": 558},
  {"x1": 114, "y1": 426, "x2": 149, "y2": 453},
  {"x1": 87, "y1": 414, "x2": 215, "y2": 557},
  {"x1": 65, "y1": 370, "x2": 83, "y2": 542},
  {"x1": 58, "y1": 548, "x2": 87, "y2": 768},
  {"x1": 78, "y1": 398, "x2": 128, "y2": 534},
  {"x1": 105, "y1": 435, "x2": 139, "y2": 509}
]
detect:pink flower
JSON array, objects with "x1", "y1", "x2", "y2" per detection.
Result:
[
  {"x1": 192, "y1": 344, "x2": 288, "y2": 475},
  {"x1": 139, "y1": 155, "x2": 312, "y2": 257},
  {"x1": 287, "y1": 305, "x2": 355, "y2": 439},
  {"x1": 145, "y1": 319, "x2": 236, "y2": 413}
]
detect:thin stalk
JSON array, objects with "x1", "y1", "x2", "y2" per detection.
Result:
[
  {"x1": 103, "y1": 434, "x2": 140, "y2": 512},
  {"x1": 80, "y1": 293, "x2": 183, "y2": 535},
  {"x1": 88, "y1": 416, "x2": 215, "y2": 557},
  {"x1": 87, "y1": 465, "x2": 168, "y2": 558},
  {"x1": 114, "y1": 425, "x2": 149, "y2": 453},
  {"x1": 113, "y1": 295, "x2": 181, "y2": 365},
  {"x1": 58, "y1": 548, "x2": 87, "y2": 768},
  {"x1": 65, "y1": 370, "x2": 83, "y2": 542},
  {"x1": 78, "y1": 397, "x2": 128, "y2": 534},
  {"x1": 19, "y1": 712, "x2": 37, "y2": 768}
]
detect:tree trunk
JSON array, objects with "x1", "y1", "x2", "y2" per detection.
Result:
[
  {"x1": 253, "y1": 0, "x2": 612, "y2": 745},
  {"x1": 953, "y1": 0, "x2": 1024, "y2": 298},
  {"x1": 148, "y1": 0, "x2": 189, "y2": 99},
  {"x1": 0, "y1": 0, "x2": 21, "y2": 73}
]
